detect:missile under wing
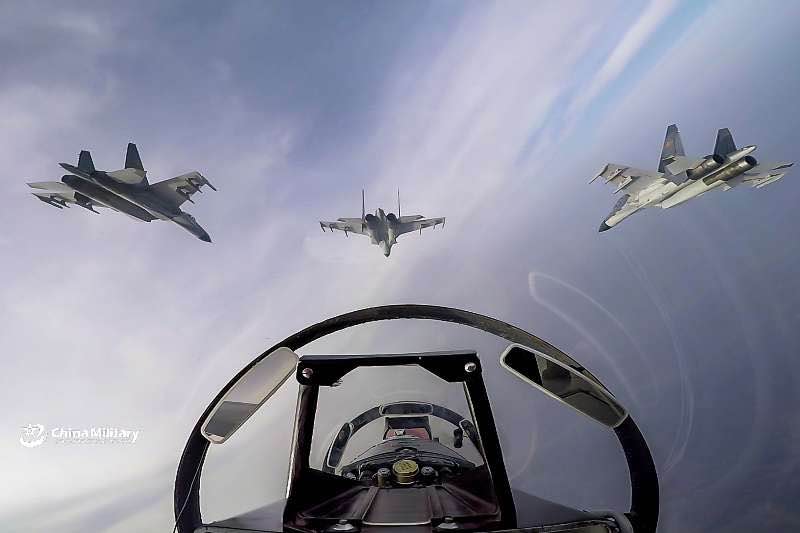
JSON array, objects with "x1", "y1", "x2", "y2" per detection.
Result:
[{"x1": 28, "y1": 180, "x2": 107, "y2": 213}]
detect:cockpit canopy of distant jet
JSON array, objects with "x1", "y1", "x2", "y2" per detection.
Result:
[{"x1": 175, "y1": 306, "x2": 658, "y2": 533}]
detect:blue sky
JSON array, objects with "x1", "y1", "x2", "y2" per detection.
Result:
[{"x1": 1, "y1": 1, "x2": 799, "y2": 531}]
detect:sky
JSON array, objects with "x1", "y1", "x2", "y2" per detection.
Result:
[{"x1": 1, "y1": 0, "x2": 799, "y2": 531}]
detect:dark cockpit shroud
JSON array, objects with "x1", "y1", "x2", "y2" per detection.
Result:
[
  {"x1": 288, "y1": 352, "x2": 512, "y2": 532},
  {"x1": 175, "y1": 305, "x2": 659, "y2": 533}
]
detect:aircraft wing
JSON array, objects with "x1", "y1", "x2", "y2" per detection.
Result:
[
  {"x1": 590, "y1": 163, "x2": 668, "y2": 196},
  {"x1": 28, "y1": 181, "x2": 106, "y2": 212},
  {"x1": 148, "y1": 171, "x2": 217, "y2": 207},
  {"x1": 396, "y1": 216, "x2": 446, "y2": 236},
  {"x1": 319, "y1": 218, "x2": 367, "y2": 236},
  {"x1": 732, "y1": 161, "x2": 794, "y2": 189}
]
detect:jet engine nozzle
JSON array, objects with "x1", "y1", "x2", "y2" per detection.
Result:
[
  {"x1": 687, "y1": 154, "x2": 725, "y2": 180},
  {"x1": 703, "y1": 155, "x2": 757, "y2": 185}
]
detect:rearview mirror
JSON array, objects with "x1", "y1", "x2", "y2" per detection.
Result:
[
  {"x1": 500, "y1": 344, "x2": 627, "y2": 427},
  {"x1": 202, "y1": 347, "x2": 299, "y2": 444}
]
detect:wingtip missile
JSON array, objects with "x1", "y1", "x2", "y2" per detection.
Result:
[
  {"x1": 589, "y1": 164, "x2": 609, "y2": 184},
  {"x1": 203, "y1": 175, "x2": 218, "y2": 191}
]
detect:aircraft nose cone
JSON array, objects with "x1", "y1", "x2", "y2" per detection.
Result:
[
  {"x1": 198, "y1": 232, "x2": 212, "y2": 243},
  {"x1": 598, "y1": 221, "x2": 612, "y2": 232}
]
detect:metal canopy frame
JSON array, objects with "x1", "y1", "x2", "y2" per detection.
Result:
[
  {"x1": 175, "y1": 305, "x2": 658, "y2": 533},
  {"x1": 281, "y1": 350, "x2": 515, "y2": 530}
]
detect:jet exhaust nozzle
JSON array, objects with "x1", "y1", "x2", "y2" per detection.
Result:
[
  {"x1": 703, "y1": 155, "x2": 757, "y2": 185},
  {"x1": 687, "y1": 154, "x2": 725, "y2": 180}
]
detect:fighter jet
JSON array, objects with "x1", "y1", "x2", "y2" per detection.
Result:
[
  {"x1": 28, "y1": 143, "x2": 216, "y2": 241},
  {"x1": 320, "y1": 190, "x2": 445, "y2": 257},
  {"x1": 592, "y1": 124, "x2": 793, "y2": 231}
]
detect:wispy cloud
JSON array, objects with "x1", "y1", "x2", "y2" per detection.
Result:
[{"x1": 566, "y1": 0, "x2": 679, "y2": 122}]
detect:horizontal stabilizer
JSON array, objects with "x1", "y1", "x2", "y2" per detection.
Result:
[
  {"x1": 28, "y1": 181, "x2": 108, "y2": 212},
  {"x1": 28, "y1": 181, "x2": 73, "y2": 193},
  {"x1": 32, "y1": 193, "x2": 65, "y2": 208}
]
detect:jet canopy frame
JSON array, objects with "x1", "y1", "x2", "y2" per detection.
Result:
[{"x1": 174, "y1": 304, "x2": 658, "y2": 533}]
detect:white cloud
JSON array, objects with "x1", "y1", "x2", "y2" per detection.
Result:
[{"x1": 567, "y1": 0, "x2": 679, "y2": 121}]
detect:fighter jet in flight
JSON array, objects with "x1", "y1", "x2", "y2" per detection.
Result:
[
  {"x1": 28, "y1": 143, "x2": 216, "y2": 241},
  {"x1": 592, "y1": 124, "x2": 793, "y2": 231},
  {"x1": 320, "y1": 190, "x2": 445, "y2": 257}
]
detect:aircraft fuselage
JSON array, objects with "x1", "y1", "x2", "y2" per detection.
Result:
[
  {"x1": 59, "y1": 164, "x2": 179, "y2": 220},
  {"x1": 364, "y1": 208, "x2": 399, "y2": 257},
  {"x1": 60, "y1": 175, "x2": 155, "y2": 221}
]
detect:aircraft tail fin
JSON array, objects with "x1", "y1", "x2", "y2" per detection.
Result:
[
  {"x1": 78, "y1": 151, "x2": 95, "y2": 173},
  {"x1": 714, "y1": 128, "x2": 737, "y2": 156},
  {"x1": 658, "y1": 124, "x2": 686, "y2": 172},
  {"x1": 397, "y1": 189, "x2": 400, "y2": 218},
  {"x1": 362, "y1": 189, "x2": 365, "y2": 220},
  {"x1": 125, "y1": 143, "x2": 145, "y2": 171}
]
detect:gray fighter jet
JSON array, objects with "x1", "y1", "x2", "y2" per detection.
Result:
[
  {"x1": 320, "y1": 190, "x2": 445, "y2": 257},
  {"x1": 592, "y1": 124, "x2": 793, "y2": 231},
  {"x1": 28, "y1": 143, "x2": 216, "y2": 241}
]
